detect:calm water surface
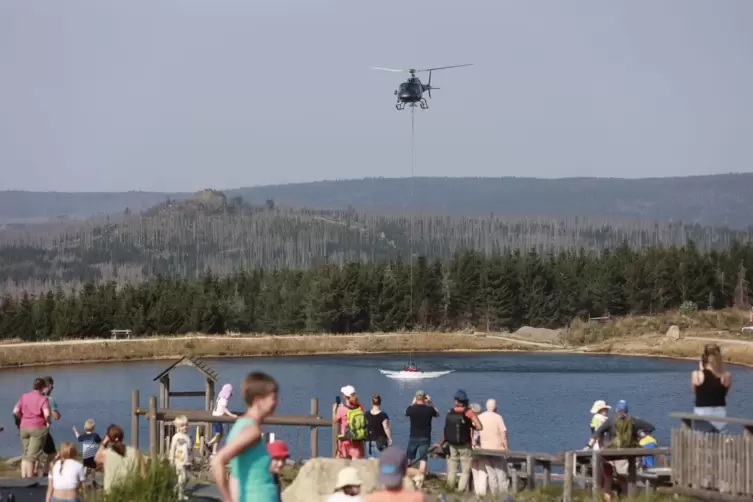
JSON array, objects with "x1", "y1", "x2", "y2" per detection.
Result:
[{"x1": 2, "y1": 353, "x2": 752, "y2": 470}]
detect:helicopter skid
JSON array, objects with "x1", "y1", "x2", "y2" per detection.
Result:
[{"x1": 396, "y1": 99, "x2": 428, "y2": 111}]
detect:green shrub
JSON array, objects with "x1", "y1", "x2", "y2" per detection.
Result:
[
  {"x1": 679, "y1": 301, "x2": 699, "y2": 316},
  {"x1": 89, "y1": 458, "x2": 178, "y2": 502}
]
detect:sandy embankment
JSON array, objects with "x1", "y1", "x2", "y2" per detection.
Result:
[
  {"x1": 1, "y1": 320, "x2": 752, "y2": 369},
  {"x1": 0, "y1": 332, "x2": 554, "y2": 368}
]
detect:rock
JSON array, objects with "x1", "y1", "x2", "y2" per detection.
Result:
[
  {"x1": 282, "y1": 458, "x2": 414, "y2": 502},
  {"x1": 3, "y1": 456, "x2": 21, "y2": 466},
  {"x1": 665, "y1": 325, "x2": 681, "y2": 340}
]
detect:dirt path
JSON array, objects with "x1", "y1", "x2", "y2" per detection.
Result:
[
  {"x1": 684, "y1": 336, "x2": 753, "y2": 346},
  {"x1": 485, "y1": 334, "x2": 562, "y2": 348}
]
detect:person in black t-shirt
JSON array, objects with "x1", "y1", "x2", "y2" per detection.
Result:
[
  {"x1": 366, "y1": 394, "x2": 392, "y2": 457},
  {"x1": 404, "y1": 389, "x2": 439, "y2": 487}
]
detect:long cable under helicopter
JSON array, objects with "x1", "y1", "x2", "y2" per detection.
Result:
[{"x1": 409, "y1": 105, "x2": 415, "y2": 331}]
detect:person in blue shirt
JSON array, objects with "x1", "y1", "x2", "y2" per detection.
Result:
[{"x1": 638, "y1": 429, "x2": 658, "y2": 469}]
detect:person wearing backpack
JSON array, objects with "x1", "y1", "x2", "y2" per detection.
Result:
[
  {"x1": 585, "y1": 400, "x2": 655, "y2": 501},
  {"x1": 335, "y1": 385, "x2": 367, "y2": 459},
  {"x1": 439, "y1": 390, "x2": 482, "y2": 493}
]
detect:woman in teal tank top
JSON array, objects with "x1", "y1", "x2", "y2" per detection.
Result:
[
  {"x1": 227, "y1": 418, "x2": 278, "y2": 501},
  {"x1": 212, "y1": 372, "x2": 281, "y2": 502}
]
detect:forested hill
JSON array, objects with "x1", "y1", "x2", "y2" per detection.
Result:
[
  {"x1": 3, "y1": 173, "x2": 753, "y2": 228},
  {"x1": 0, "y1": 188, "x2": 752, "y2": 295}
]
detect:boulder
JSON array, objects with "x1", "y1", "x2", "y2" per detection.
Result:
[
  {"x1": 282, "y1": 458, "x2": 413, "y2": 502},
  {"x1": 665, "y1": 325, "x2": 681, "y2": 341}
]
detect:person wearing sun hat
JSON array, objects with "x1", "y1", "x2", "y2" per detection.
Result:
[
  {"x1": 327, "y1": 466, "x2": 364, "y2": 501},
  {"x1": 589, "y1": 400, "x2": 611, "y2": 433},
  {"x1": 364, "y1": 446, "x2": 425, "y2": 501}
]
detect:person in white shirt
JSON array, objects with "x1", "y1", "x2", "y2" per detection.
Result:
[
  {"x1": 45, "y1": 441, "x2": 85, "y2": 502},
  {"x1": 169, "y1": 415, "x2": 192, "y2": 501},
  {"x1": 328, "y1": 466, "x2": 364, "y2": 502},
  {"x1": 206, "y1": 383, "x2": 238, "y2": 455},
  {"x1": 477, "y1": 398, "x2": 510, "y2": 495}
]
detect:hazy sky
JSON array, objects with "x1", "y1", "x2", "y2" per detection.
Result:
[{"x1": 1, "y1": 1, "x2": 752, "y2": 192}]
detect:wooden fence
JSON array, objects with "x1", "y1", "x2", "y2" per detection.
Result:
[
  {"x1": 130, "y1": 390, "x2": 335, "y2": 460},
  {"x1": 669, "y1": 412, "x2": 753, "y2": 501},
  {"x1": 473, "y1": 447, "x2": 670, "y2": 501}
]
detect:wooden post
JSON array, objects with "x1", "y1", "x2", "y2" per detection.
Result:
[
  {"x1": 526, "y1": 454, "x2": 536, "y2": 490},
  {"x1": 163, "y1": 376, "x2": 171, "y2": 454},
  {"x1": 542, "y1": 460, "x2": 551, "y2": 487},
  {"x1": 310, "y1": 397, "x2": 319, "y2": 458},
  {"x1": 205, "y1": 378, "x2": 213, "y2": 444},
  {"x1": 131, "y1": 389, "x2": 140, "y2": 448},
  {"x1": 158, "y1": 378, "x2": 166, "y2": 455},
  {"x1": 626, "y1": 457, "x2": 637, "y2": 498},
  {"x1": 591, "y1": 450, "x2": 602, "y2": 502},
  {"x1": 148, "y1": 395, "x2": 158, "y2": 461},
  {"x1": 563, "y1": 452, "x2": 574, "y2": 502}
]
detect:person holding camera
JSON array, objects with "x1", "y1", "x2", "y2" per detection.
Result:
[{"x1": 404, "y1": 390, "x2": 439, "y2": 488}]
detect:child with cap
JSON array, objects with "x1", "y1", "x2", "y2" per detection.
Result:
[
  {"x1": 268, "y1": 440, "x2": 289, "y2": 502},
  {"x1": 328, "y1": 466, "x2": 364, "y2": 502},
  {"x1": 364, "y1": 446, "x2": 425, "y2": 502}
]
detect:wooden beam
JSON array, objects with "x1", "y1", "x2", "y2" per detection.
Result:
[
  {"x1": 669, "y1": 412, "x2": 753, "y2": 428},
  {"x1": 473, "y1": 448, "x2": 563, "y2": 463},
  {"x1": 168, "y1": 391, "x2": 207, "y2": 397},
  {"x1": 135, "y1": 407, "x2": 331, "y2": 427}
]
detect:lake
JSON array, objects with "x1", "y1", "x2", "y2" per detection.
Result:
[{"x1": 2, "y1": 352, "x2": 752, "y2": 470}]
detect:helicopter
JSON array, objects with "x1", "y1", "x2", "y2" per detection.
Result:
[{"x1": 372, "y1": 64, "x2": 472, "y2": 110}]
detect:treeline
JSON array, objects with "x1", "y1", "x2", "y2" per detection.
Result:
[
  {"x1": 1, "y1": 191, "x2": 752, "y2": 296},
  {"x1": 1, "y1": 241, "x2": 752, "y2": 341}
]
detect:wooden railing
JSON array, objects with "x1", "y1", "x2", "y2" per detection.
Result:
[
  {"x1": 473, "y1": 447, "x2": 669, "y2": 502},
  {"x1": 669, "y1": 412, "x2": 753, "y2": 500},
  {"x1": 130, "y1": 390, "x2": 335, "y2": 460}
]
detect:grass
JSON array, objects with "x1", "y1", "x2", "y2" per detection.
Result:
[
  {"x1": 563, "y1": 308, "x2": 751, "y2": 345},
  {"x1": 0, "y1": 332, "x2": 540, "y2": 368}
]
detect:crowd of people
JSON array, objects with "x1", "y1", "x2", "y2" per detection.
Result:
[
  {"x1": 4, "y1": 342, "x2": 732, "y2": 501},
  {"x1": 330, "y1": 383, "x2": 511, "y2": 498}
]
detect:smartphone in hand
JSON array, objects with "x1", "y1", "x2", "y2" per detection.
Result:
[{"x1": 335, "y1": 396, "x2": 341, "y2": 405}]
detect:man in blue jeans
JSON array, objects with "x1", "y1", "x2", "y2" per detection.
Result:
[{"x1": 405, "y1": 390, "x2": 439, "y2": 488}]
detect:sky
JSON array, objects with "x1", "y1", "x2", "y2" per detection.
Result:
[{"x1": 1, "y1": 0, "x2": 752, "y2": 192}]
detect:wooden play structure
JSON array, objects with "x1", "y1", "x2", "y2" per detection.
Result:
[
  {"x1": 152, "y1": 355, "x2": 219, "y2": 454},
  {"x1": 130, "y1": 390, "x2": 334, "y2": 460}
]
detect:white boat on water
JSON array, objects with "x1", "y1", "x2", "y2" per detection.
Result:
[{"x1": 378, "y1": 368, "x2": 454, "y2": 380}]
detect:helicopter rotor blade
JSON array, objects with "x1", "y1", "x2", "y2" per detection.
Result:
[
  {"x1": 413, "y1": 64, "x2": 473, "y2": 73},
  {"x1": 371, "y1": 66, "x2": 411, "y2": 73}
]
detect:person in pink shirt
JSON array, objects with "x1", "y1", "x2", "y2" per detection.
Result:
[
  {"x1": 333, "y1": 385, "x2": 366, "y2": 459},
  {"x1": 477, "y1": 398, "x2": 509, "y2": 495},
  {"x1": 13, "y1": 377, "x2": 51, "y2": 478}
]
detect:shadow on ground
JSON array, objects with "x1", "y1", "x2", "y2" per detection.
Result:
[{"x1": 0, "y1": 478, "x2": 222, "y2": 501}]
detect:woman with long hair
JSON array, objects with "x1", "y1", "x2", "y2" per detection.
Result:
[
  {"x1": 13, "y1": 377, "x2": 51, "y2": 477},
  {"x1": 207, "y1": 383, "x2": 238, "y2": 455},
  {"x1": 95, "y1": 424, "x2": 146, "y2": 491},
  {"x1": 365, "y1": 394, "x2": 392, "y2": 457},
  {"x1": 45, "y1": 441, "x2": 85, "y2": 502},
  {"x1": 692, "y1": 343, "x2": 732, "y2": 433}
]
